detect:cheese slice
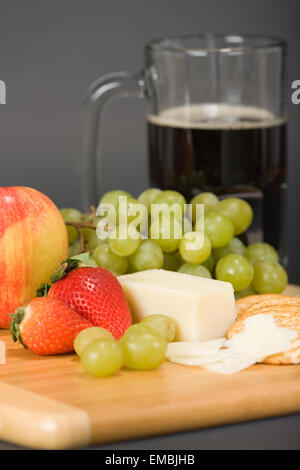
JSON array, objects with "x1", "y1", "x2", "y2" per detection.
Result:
[
  {"x1": 118, "y1": 269, "x2": 236, "y2": 342},
  {"x1": 225, "y1": 314, "x2": 298, "y2": 361},
  {"x1": 204, "y1": 353, "x2": 260, "y2": 375},
  {"x1": 169, "y1": 350, "x2": 232, "y2": 366},
  {"x1": 167, "y1": 339, "x2": 225, "y2": 358}
]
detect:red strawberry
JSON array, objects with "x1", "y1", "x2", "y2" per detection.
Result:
[
  {"x1": 46, "y1": 255, "x2": 132, "y2": 340},
  {"x1": 10, "y1": 297, "x2": 93, "y2": 355}
]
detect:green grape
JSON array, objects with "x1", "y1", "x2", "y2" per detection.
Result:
[
  {"x1": 123, "y1": 324, "x2": 152, "y2": 336},
  {"x1": 82, "y1": 215, "x2": 102, "y2": 242},
  {"x1": 129, "y1": 240, "x2": 163, "y2": 271},
  {"x1": 217, "y1": 198, "x2": 253, "y2": 235},
  {"x1": 74, "y1": 327, "x2": 114, "y2": 357},
  {"x1": 60, "y1": 208, "x2": 81, "y2": 244},
  {"x1": 92, "y1": 244, "x2": 128, "y2": 275},
  {"x1": 246, "y1": 242, "x2": 279, "y2": 265},
  {"x1": 120, "y1": 328, "x2": 167, "y2": 370},
  {"x1": 99, "y1": 190, "x2": 132, "y2": 210},
  {"x1": 163, "y1": 252, "x2": 180, "y2": 272},
  {"x1": 179, "y1": 232, "x2": 211, "y2": 265},
  {"x1": 213, "y1": 237, "x2": 246, "y2": 263},
  {"x1": 178, "y1": 263, "x2": 211, "y2": 279},
  {"x1": 252, "y1": 262, "x2": 288, "y2": 294},
  {"x1": 137, "y1": 188, "x2": 162, "y2": 211},
  {"x1": 216, "y1": 254, "x2": 254, "y2": 291},
  {"x1": 150, "y1": 215, "x2": 182, "y2": 253},
  {"x1": 234, "y1": 285, "x2": 256, "y2": 300},
  {"x1": 189, "y1": 192, "x2": 219, "y2": 223},
  {"x1": 126, "y1": 258, "x2": 136, "y2": 274},
  {"x1": 86, "y1": 230, "x2": 106, "y2": 251},
  {"x1": 201, "y1": 253, "x2": 215, "y2": 273},
  {"x1": 201, "y1": 211, "x2": 234, "y2": 248},
  {"x1": 80, "y1": 338, "x2": 124, "y2": 377},
  {"x1": 152, "y1": 190, "x2": 186, "y2": 217},
  {"x1": 68, "y1": 241, "x2": 82, "y2": 257},
  {"x1": 109, "y1": 226, "x2": 141, "y2": 256},
  {"x1": 141, "y1": 315, "x2": 176, "y2": 342}
]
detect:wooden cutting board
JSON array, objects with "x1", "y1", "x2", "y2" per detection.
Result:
[{"x1": 0, "y1": 284, "x2": 299, "y2": 450}]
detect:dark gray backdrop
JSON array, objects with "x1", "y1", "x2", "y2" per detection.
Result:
[{"x1": 0, "y1": 0, "x2": 299, "y2": 281}]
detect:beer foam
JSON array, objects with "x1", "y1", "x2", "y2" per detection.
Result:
[{"x1": 148, "y1": 104, "x2": 285, "y2": 130}]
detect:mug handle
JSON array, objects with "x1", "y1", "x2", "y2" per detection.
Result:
[{"x1": 80, "y1": 71, "x2": 145, "y2": 210}]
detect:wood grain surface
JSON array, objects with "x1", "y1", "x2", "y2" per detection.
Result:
[{"x1": 0, "y1": 285, "x2": 299, "y2": 449}]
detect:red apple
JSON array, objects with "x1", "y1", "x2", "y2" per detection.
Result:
[{"x1": 0, "y1": 187, "x2": 68, "y2": 328}]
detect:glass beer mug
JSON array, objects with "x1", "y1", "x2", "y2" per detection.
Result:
[{"x1": 81, "y1": 34, "x2": 287, "y2": 262}]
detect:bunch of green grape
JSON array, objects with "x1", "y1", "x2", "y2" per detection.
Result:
[
  {"x1": 74, "y1": 315, "x2": 176, "y2": 377},
  {"x1": 61, "y1": 188, "x2": 288, "y2": 298}
]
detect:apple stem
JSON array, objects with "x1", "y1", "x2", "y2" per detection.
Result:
[{"x1": 65, "y1": 221, "x2": 97, "y2": 229}]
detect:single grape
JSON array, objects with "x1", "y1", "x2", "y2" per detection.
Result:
[
  {"x1": 152, "y1": 190, "x2": 186, "y2": 216},
  {"x1": 92, "y1": 244, "x2": 128, "y2": 275},
  {"x1": 213, "y1": 237, "x2": 246, "y2": 263},
  {"x1": 99, "y1": 190, "x2": 132, "y2": 210},
  {"x1": 137, "y1": 188, "x2": 162, "y2": 211},
  {"x1": 74, "y1": 327, "x2": 114, "y2": 357},
  {"x1": 123, "y1": 324, "x2": 152, "y2": 336},
  {"x1": 216, "y1": 254, "x2": 254, "y2": 291},
  {"x1": 163, "y1": 252, "x2": 180, "y2": 272},
  {"x1": 80, "y1": 338, "x2": 124, "y2": 377},
  {"x1": 234, "y1": 285, "x2": 256, "y2": 300},
  {"x1": 141, "y1": 315, "x2": 176, "y2": 342},
  {"x1": 150, "y1": 215, "x2": 182, "y2": 253},
  {"x1": 120, "y1": 328, "x2": 167, "y2": 370},
  {"x1": 189, "y1": 192, "x2": 219, "y2": 223},
  {"x1": 129, "y1": 240, "x2": 163, "y2": 271},
  {"x1": 217, "y1": 198, "x2": 253, "y2": 235},
  {"x1": 201, "y1": 211, "x2": 234, "y2": 248},
  {"x1": 201, "y1": 253, "x2": 215, "y2": 273},
  {"x1": 60, "y1": 208, "x2": 81, "y2": 244},
  {"x1": 246, "y1": 242, "x2": 279, "y2": 265},
  {"x1": 252, "y1": 262, "x2": 288, "y2": 294},
  {"x1": 179, "y1": 232, "x2": 211, "y2": 265},
  {"x1": 81, "y1": 215, "x2": 102, "y2": 242},
  {"x1": 87, "y1": 230, "x2": 106, "y2": 251},
  {"x1": 178, "y1": 263, "x2": 212, "y2": 279},
  {"x1": 68, "y1": 241, "x2": 82, "y2": 257},
  {"x1": 109, "y1": 226, "x2": 141, "y2": 257}
]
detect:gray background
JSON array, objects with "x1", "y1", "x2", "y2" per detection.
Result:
[{"x1": 0, "y1": 0, "x2": 299, "y2": 280}]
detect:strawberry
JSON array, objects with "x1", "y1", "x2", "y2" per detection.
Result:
[
  {"x1": 45, "y1": 253, "x2": 132, "y2": 340},
  {"x1": 10, "y1": 297, "x2": 93, "y2": 355}
]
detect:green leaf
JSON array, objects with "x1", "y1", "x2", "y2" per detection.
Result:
[
  {"x1": 36, "y1": 283, "x2": 51, "y2": 297},
  {"x1": 9, "y1": 307, "x2": 27, "y2": 348},
  {"x1": 69, "y1": 252, "x2": 97, "y2": 268},
  {"x1": 50, "y1": 252, "x2": 97, "y2": 284}
]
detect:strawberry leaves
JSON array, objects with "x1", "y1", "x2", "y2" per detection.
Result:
[
  {"x1": 50, "y1": 252, "x2": 97, "y2": 283},
  {"x1": 9, "y1": 307, "x2": 27, "y2": 347},
  {"x1": 36, "y1": 283, "x2": 51, "y2": 297}
]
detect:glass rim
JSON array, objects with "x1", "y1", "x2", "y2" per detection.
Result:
[{"x1": 146, "y1": 33, "x2": 286, "y2": 54}]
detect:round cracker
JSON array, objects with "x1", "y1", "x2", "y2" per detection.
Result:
[
  {"x1": 235, "y1": 294, "x2": 300, "y2": 318},
  {"x1": 227, "y1": 302, "x2": 300, "y2": 365}
]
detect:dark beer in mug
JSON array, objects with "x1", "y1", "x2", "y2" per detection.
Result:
[{"x1": 148, "y1": 104, "x2": 287, "y2": 260}]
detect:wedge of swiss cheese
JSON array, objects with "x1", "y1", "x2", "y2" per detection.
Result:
[{"x1": 118, "y1": 269, "x2": 236, "y2": 342}]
